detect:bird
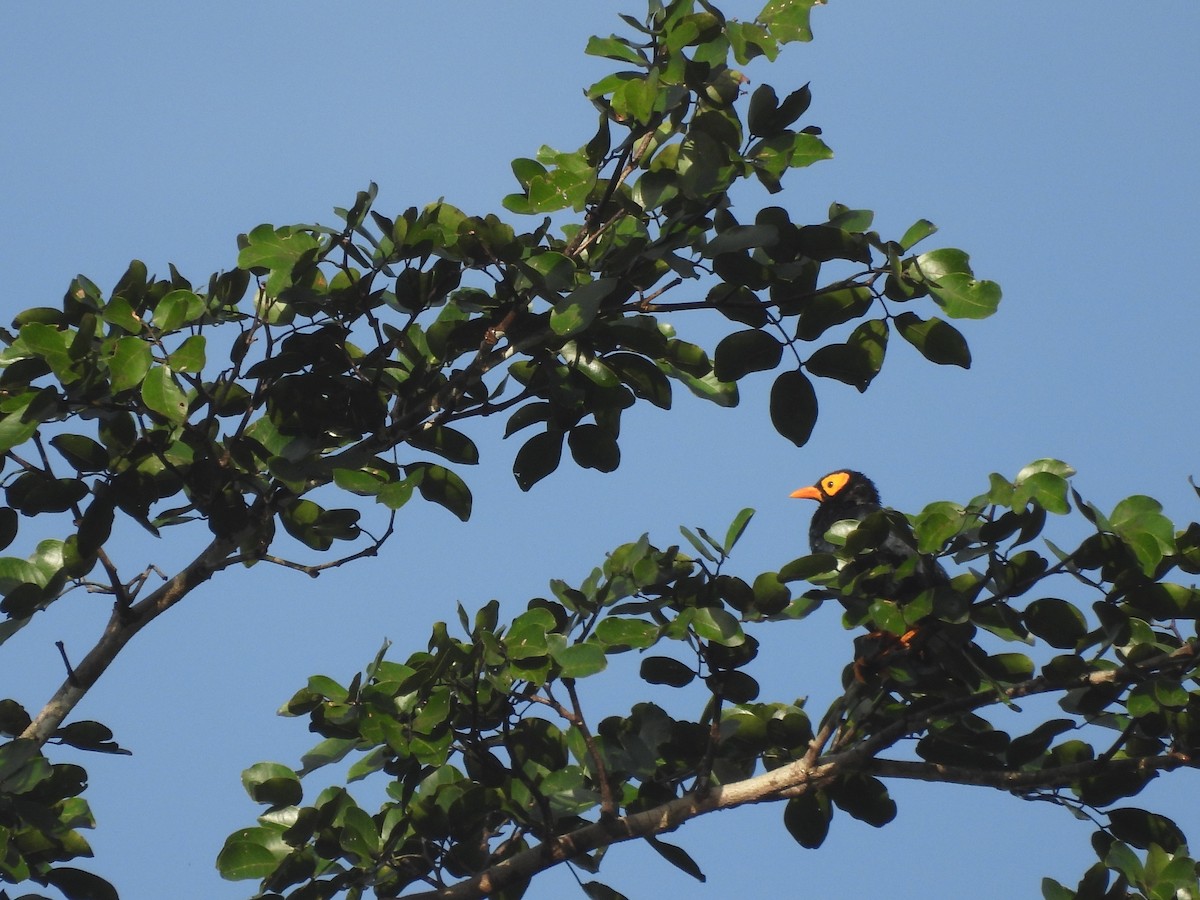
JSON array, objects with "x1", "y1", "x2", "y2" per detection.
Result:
[{"x1": 790, "y1": 470, "x2": 974, "y2": 684}]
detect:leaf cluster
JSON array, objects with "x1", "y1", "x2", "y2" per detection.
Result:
[
  {"x1": 220, "y1": 459, "x2": 1200, "y2": 898},
  {"x1": 0, "y1": 0, "x2": 1006, "y2": 896}
]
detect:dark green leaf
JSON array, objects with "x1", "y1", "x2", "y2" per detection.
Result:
[
  {"x1": 894, "y1": 312, "x2": 971, "y2": 368},
  {"x1": 769, "y1": 369, "x2": 817, "y2": 447},
  {"x1": 54, "y1": 720, "x2": 130, "y2": 755},
  {"x1": 409, "y1": 425, "x2": 480, "y2": 465},
  {"x1": 6, "y1": 472, "x2": 89, "y2": 515},
  {"x1": 805, "y1": 319, "x2": 888, "y2": 392},
  {"x1": 827, "y1": 775, "x2": 897, "y2": 827},
  {"x1": 640, "y1": 656, "x2": 695, "y2": 687},
  {"x1": 645, "y1": 836, "x2": 706, "y2": 882},
  {"x1": 409, "y1": 463, "x2": 473, "y2": 521},
  {"x1": 42, "y1": 868, "x2": 119, "y2": 900},
  {"x1": 1108, "y1": 808, "x2": 1187, "y2": 853},
  {"x1": 568, "y1": 424, "x2": 620, "y2": 472},
  {"x1": 513, "y1": 430, "x2": 564, "y2": 491},
  {"x1": 607, "y1": 353, "x2": 672, "y2": 409},
  {"x1": 795, "y1": 286, "x2": 874, "y2": 341},
  {"x1": 583, "y1": 882, "x2": 630, "y2": 900},
  {"x1": 705, "y1": 669, "x2": 760, "y2": 703},
  {"x1": 783, "y1": 790, "x2": 831, "y2": 849},
  {"x1": 714, "y1": 329, "x2": 782, "y2": 381},
  {"x1": 1023, "y1": 598, "x2": 1087, "y2": 650}
]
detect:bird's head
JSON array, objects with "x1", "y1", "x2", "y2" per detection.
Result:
[{"x1": 790, "y1": 470, "x2": 880, "y2": 508}]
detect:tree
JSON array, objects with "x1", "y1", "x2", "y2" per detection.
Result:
[{"x1": 0, "y1": 1, "x2": 1196, "y2": 898}]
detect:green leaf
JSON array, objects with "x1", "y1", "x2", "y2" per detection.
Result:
[
  {"x1": 661, "y1": 363, "x2": 739, "y2": 407},
  {"x1": 690, "y1": 607, "x2": 744, "y2": 646},
  {"x1": 724, "y1": 508, "x2": 755, "y2": 553},
  {"x1": 141, "y1": 366, "x2": 189, "y2": 423},
  {"x1": 585, "y1": 34, "x2": 648, "y2": 65},
  {"x1": 240, "y1": 762, "x2": 302, "y2": 807},
  {"x1": 513, "y1": 430, "x2": 564, "y2": 491},
  {"x1": 713, "y1": 329, "x2": 782, "y2": 381},
  {"x1": 153, "y1": 289, "x2": 199, "y2": 332},
  {"x1": 551, "y1": 278, "x2": 617, "y2": 337},
  {"x1": 594, "y1": 617, "x2": 660, "y2": 650},
  {"x1": 894, "y1": 312, "x2": 970, "y2": 368},
  {"x1": 915, "y1": 248, "x2": 1001, "y2": 319},
  {"x1": 758, "y1": 0, "x2": 817, "y2": 44},
  {"x1": 525, "y1": 251, "x2": 578, "y2": 292},
  {"x1": 20, "y1": 322, "x2": 78, "y2": 384},
  {"x1": 899, "y1": 218, "x2": 937, "y2": 251},
  {"x1": 1109, "y1": 495, "x2": 1176, "y2": 575},
  {"x1": 548, "y1": 637, "x2": 607, "y2": 678},
  {"x1": 0, "y1": 402, "x2": 40, "y2": 455},
  {"x1": 506, "y1": 607, "x2": 555, "y2": 660},
  {"x1": 101, "y1": 296, "x2": 142, "y2": 332},
  {"x1": 217, "y1": 825, "x2": 290, "y2": 881},
  {"x1": 237, "y1": 224, "x2": 320, "y2": 273},
  {"x1": 332, "y1": 468, "x2": 385, "y2": 496},
  {"x1": 167, "y1": 335, "x2": 206, "y2": 373},
  {"x1": 1108, "y1": 809, "x2": 1187, "y2": 853},
  {"x1": 769, "y1": 369, "x2": 817, "y2": 448},
  {"x1": 107, "y1": 336, "x2": 153, "y2": 393}
]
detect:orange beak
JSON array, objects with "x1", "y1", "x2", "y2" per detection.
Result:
[{"x1": 790, "y1": 486, "x2": 823, "y2": 501}]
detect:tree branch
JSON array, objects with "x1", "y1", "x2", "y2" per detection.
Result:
[
  {"x1": 20, "y1": 535, "x2": 238, "y2": 745},
  {"x1": 868, "y1": 754, "x2": 1192, "y2": 792},
  {"x1": 395, "y1": 750, "x2": 846, "y2": 900},
  {"x1": 396, "y1": 642, "x2": 1200, "y2": 899}
]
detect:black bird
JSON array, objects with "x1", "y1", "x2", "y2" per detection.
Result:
[
  {"x1": 791, "y1": 470, "x2": 972, "y2": 683},
  {"x1": 790, "y1": 470, "x2": 943, "y2": 587}
]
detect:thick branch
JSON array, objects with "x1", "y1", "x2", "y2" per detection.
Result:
[
  {"x1": 870, "y1": 753, "x2": 1192, "y2": 791},
  {"x1": 398, "y1": 643, "x2": 1200, "y2": 899},
  {"x1": 21, "y1": 535, "x2": 238, "y2": 745},
  {"x1": 397, "y1": 751, "x2": 846, "y2": 900}
]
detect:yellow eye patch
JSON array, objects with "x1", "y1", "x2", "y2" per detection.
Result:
[{"x1": 821, "y1": 471, "x2": 852, "y2": 496}]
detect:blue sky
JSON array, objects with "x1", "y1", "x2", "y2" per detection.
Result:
[{"x1": 2, "y1": 2, "x2": 1199, "y2": 898}]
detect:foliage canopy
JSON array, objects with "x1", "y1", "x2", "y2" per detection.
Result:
[{"x1": 0, "y1": 2, "x2": 1196, "y2": 899}]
